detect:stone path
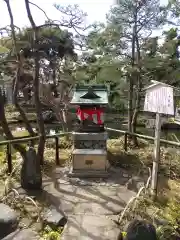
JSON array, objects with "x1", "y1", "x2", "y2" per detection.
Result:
[{"x1": 43, "y1": 167, "x2": 140, "y2": 240}]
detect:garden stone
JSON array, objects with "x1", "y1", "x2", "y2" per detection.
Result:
[
  {"x1": 21, "y1": 147, "x2": 42, "y2": 190},
  {"x1": 2, "y1": 229, "x2": 38, "y2": 240},
  {"x1": 43, "y1": 206, "x2": 67, "y2": 229},
  {"x1": 126, "y1": 176, "x2": 144, "y2": 192},
  {"x1": 0, "y1": 203, "x2": 18, "y2": 239}
]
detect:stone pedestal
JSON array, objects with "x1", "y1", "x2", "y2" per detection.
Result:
[
  {"x1": 72, "y1": 132, "x2": 107, "y2": 149},
  {"x1": 68, "y1": 132, "x2": 109, "y2": 178}
]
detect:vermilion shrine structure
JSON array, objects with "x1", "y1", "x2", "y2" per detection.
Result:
[{"x1": 68, "y1": 85, "x2": 109, "y2": 177}]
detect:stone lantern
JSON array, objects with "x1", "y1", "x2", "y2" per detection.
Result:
[{"x1": 68, "y1": 85, "x2": 109, "y2": 177}]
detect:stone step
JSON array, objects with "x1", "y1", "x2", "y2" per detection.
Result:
[
  {"x1": 0, "y1": 203, "x2": 19, "y2": 239},
  {"x1": 68, "y1": 168, "x2": 109, "y2": 178},
  {"x1": 61, "y1": 214, "x2": 120, "y2": 240},
  {"x1": 42, "y1": 167, "x2": 138, "y2": 239}
]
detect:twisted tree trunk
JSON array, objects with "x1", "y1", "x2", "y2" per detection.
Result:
[
  {"x1": 25, "y1": 0, "x2": 46, "y2": 165},
  {"x1": 0, "y1": 91, "x2": 26, "y2": 158},
  {"x1": 5, "y1": 0, "x2": 35, "y2": 137},
  {"x1": 13, "y1": 62, "x2": 36, "y2": 137}
]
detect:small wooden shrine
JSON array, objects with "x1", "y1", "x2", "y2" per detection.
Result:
[{"x1": 68, "y1": 85, "x2": 109, "y2": 177}]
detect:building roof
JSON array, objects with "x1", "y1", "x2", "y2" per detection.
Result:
[
  {"x1": 143, "y1": 80, "x2": 180, "y2": 96},
  {"x1": 70, "y1": 85, "x2": 108, "y2": 105}
]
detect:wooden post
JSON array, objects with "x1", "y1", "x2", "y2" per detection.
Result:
[
  {"x1": 124, "y1": 132, "x2": 128, "y2": 151},
  {"x1": 55, "y1": 137, "x2": 60, "y2": 166},
  {"x1": 7, "y1": 143, "x2": 12, "y2": 174},
  {"x1": 151, "y1": 112, "x2": 161, "y2": 199}
]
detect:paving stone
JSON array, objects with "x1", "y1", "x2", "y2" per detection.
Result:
[
  {"x1": 106, "y1": 200, "x2": 125, "y2": 214},
  {"x1": 61, "y1": 215, "x2": 120, "y2": 240},
  {"x1": 43, "y1": 205, "x2": 67, "y2": 228},
  {"x1": 0, "y1": 203, "x2": 18, "y2": 239},
  {"x1": 56, "y1": 183, "x2": 77, "y2": 193},
  {"x1": 43, "y1": 184, "x2": 75, "y2": 213},
  {"x1": 43, "y1": 168, "x2": 137, "y2": 240},
  {"x1": 60, "y1": 201, "x2": 75, "y2": 213},
  {"x1": 74, "y1": 202, "x2": 93, "y2": 214},
  {"x1": 2, "y1": 229, "x2": 38, "y2": 240},
  {"x1": 97, "y1": 187, "x2": 119, "y2": 197},
  {"x1": 74, "y1": 200, "x2": 124, "y2": 215},
  {"x1": 76, "y1": 188, "x2": 107, "y2": 203},
  {"x1": 61, "y1": 193, "x2": 81, "y2": 204},
  {"x1": 117, "y1": 187, "x2": 136, "y2": 202}
]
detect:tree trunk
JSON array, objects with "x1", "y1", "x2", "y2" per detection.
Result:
[
  {"x1": 13, "y1": 65, "x2": 36, "y2": 137},
  {"x1": 0, "y1": 91, "x2": 26, "y2": 158},
  {"x1": 128, "y1": 74, "x2": 134, "y2": 133},
  {"x1": 34, "y1": 55, "x2": 46, "y2": 165},
  {"x1": 129, "y1": 3, "x2": 140, "y2": 146},
  {"x1": 25, "y1": 0, "x2": 46, "y2": 165},
  {"x1": 52, "y1": 67, "x2": 58, "y2": 98},
  {"x1": 4, "y1": 0, "x2": 35, "y2": 138},
  {"x1": 131, "y1": 34, "x2": 142, "y2": 146},
  {"x1": 128, "y1": 24, "x2": 136, "y2": 134},
  {"x1": 131, "y1": 75, "x2": 141, "y2": 134},
  {"x1": 62, "y1": 107, "x2": 69, "y2": 140}
]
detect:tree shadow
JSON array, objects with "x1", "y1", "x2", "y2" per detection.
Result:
[
  {"x1": 60, "y1": 215, "x2": 120, "y2": 240},
  {"x1": 53, "y1": 181, "x2": 127, "y2": 215}
]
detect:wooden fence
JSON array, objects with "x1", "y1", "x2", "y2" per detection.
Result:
[
  {"x1": 1, "y1": 132, "x2": 71, "y2": 174},
  {"x1": 105, "y1": 127, "x2": 180, "y2": 151},
  {"x1": 1, "y1": 128, "x2": 180, "y2": 175}
]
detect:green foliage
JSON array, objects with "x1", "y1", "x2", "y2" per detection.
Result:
[
  {"x1": 0, "y1": 45, "x2": 9, "y2": 54},
  {"x1": 0, "y1": 151, "x2": 6, "y2": 164},
  {"x1": 5, "y1": 104, "x2": 16, "y2": 113},
  {"x1": 11, "y1": 130, "x2": 30, "y2": 151},
  {"x1": 74, "y1": 0, "x2": 173, "y2": 110},
  {"x1": 1, "y1": 26, "x2": 76, "y2": 60},
  {"x1": 12, "y1": 130, "x2": 29, "y2": 138},
  {"x1": 156, "y1": 225, "x2": 177, "y2": 240},
  {"x1": 164, "y1": 198, "x2": 180, "y2": 228},
  {"x1": 59, "y1": 136, "x2": 72, "y2": 149},
  {"x1": 75, "y1": 50, "x2": 127, "y2": 109},
  {"x1": 142, "y1": 28, "x2": 180, "y2": 86},
  {"x1": 156, "y1": 197, "x2": 180, "y2": 239},
  {"x1": 41, "y1": 225, "x2": 62, "y2": 240}
]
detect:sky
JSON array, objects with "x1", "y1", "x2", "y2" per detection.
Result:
[
  {"x1": 0, "y1": 0, "x2": 168, "y2": 30},
  {"x1": 0, "y1": 0, "x2": 113, "y2": 29}
]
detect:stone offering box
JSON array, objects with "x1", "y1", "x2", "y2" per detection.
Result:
[{"x1": 68, "y1": 85, "x2": 109, "y2": 177}]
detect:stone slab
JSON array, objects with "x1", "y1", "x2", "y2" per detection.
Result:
[
  {"x1": 0, "y1": 203, "x2": 18, "y2": 239},
  {"x1": 42, "y1": 184, "x2": 76, "y2": 213},
  {"x1": 74, "y1": 140, "x2": 106, "y2": 149},
  {"x1": 2, "y1": 229, "x2": 38, "y2": 240},
  {"x1": 42, "y1": 167, "x2": 139, "y2": 240},
  {"x1": 72, "y1": 132, "x2": 108, "y2": 141},
  {"x1": 73, "y1": 201, "x2": 124, "y2": 215},
  {"x1": 61, "y1": 215, "x2": 120, "y2": 240},
  {"x1": 71, "y1": 149, "x2": 108, "y2": 172},
  {"x1": 72, "y1": 149, "x2": 107, "y2": 155},
  {"x1": 42, "y1": 205, "x2": 67, "y2": 228},
  {"x1": 68, "y1": 168, "x2": 109, "y2": 178}
]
